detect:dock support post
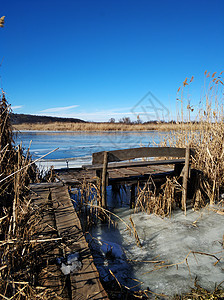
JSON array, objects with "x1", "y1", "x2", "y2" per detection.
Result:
[
  {"x1": 130, "y1": 184, "x2": 136, "y2": 209},
  {"x1": 101, "y1": 151, "x2": 108, "y2": 209},
  {"x1": 182, "y1": 146, "x2": 190, "y2": 215}
]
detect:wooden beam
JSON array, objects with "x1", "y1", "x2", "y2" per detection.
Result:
[
  {"x1": 130, "y1": 184, "x2": 136, "y2": 209},
  {"x1": 101, "y1": 151, "x2": 108, "y2": 209},
  {"x1": 93, "y1": 147, "x2": 187, "y2": 165},
  {"x1": 86, "y1": 158, "x2": 186, "y2": 170}
]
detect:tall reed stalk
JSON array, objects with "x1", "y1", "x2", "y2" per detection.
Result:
[
  {"x1": 0, "y1": 91, "x2": 54, "y2": 299},
  {"x1": 162, "y1": 71, "x2": 224, "y2": 205}
]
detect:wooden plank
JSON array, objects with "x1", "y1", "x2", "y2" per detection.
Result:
[
  {"x1": 107, "y1": 170, "x2": 123, "y2": 179},
  {"x1": 31, "y1": 183, "x2": 108, "y2": 300},
  {"x1": 93, "y1": 147, "x2": 187, "y2": 164},
  {"x1": 30, "y1": 184, "x2": 70, "y2": 299},
  {"x1": 50, "y1": 185, "x2": 108, "y2": 299},
  {"x1": 146, "y1": 165, "x2": 174, "y2": 173},
  {"x1": 87, "y1": 158, "x2": 186, "y2": 170},
  {"x1": 116, "y1": 168, "x2": 142, "y2": 176},
  {"x1": 109, "y1": 168, "x2": 135, "y2": 178}
]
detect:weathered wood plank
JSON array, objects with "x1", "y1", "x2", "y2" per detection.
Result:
[
  {"x1": 109, "y1": 168, "x2": 142, "y2": 176},
  {"x1": 87, "y1": 158, "x2": 186, "y2": 170},
  {"x1": 93, "y1": 147, "x2": 188, "y2": 164},
  {"x1": 31, "y1": 183, "x2": 108, "y2": 300},
  {"x1": 30, "y1": 185, "x2": 70, "y2": 299},
  {"x1": 50, "y1": 185, "x2": 108, "y2": 299}
]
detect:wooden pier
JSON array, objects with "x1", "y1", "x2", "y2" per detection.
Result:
[
  {"x1": 30, "y1": 182, "x2": 108, "y2": 299},
  {"x1": 57, "y1": 147, "x2": 193, "y2": 212},
  {"x1": 30, "y1": 147, "x2": 193, "y2": 298}
]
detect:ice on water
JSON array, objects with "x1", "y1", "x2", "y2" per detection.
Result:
[
  {"x1": 100, "y1": 240, "x2": 125, "y2": 259},
  {"x1": 92, "y1": 206, "x2": 224, "y2": 296}
]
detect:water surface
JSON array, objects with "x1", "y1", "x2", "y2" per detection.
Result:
[{"x1": 15, "y1": 130, "x2": 167, "y2": 168}]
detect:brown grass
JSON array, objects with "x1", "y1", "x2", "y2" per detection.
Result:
[
  {"x1": 161, "y1": 71, "x2": 224, "y2": 205},
  {"x1": 13, "y1": 121, "x2": 200, "y2": 132},
  {"x1": 134, "y1": 71, "x2": 224, "y2": 216},
  {"x1": 0, "y1": 92, "x2": 60, "y2": 299}
]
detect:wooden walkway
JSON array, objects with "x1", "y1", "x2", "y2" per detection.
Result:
[
  {"x1": 29, "y1": 147, "x2": 193, "y2": 297},
  {"x1": 30, "y1": 182, "x2": 108, "y2": 300},
  {"x1": 56, "y1": 146, "x2": 193, "y2": 213},
  {"x1": 56, "y1": 164, "x2": 174, "y2": 187},
  {"x1": 56, "y1": 147, "x2": 191, "y2": 187}
]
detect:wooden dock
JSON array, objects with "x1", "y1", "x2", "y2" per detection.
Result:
[
  {"x1": 30, "y1": 182, "x2": 108, "y2": 300},
  {"x1": 56, "y1": 146, "x2": 193, "y2": 212},
  {"x1": 29, "y1": 146, "x2": 193, "y2": 298}
]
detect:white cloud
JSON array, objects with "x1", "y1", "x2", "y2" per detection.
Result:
[
  {"x1": 44, "y1": 109, "x2": 154, "y2": 122},
  {"x1": 11, "y1": 105, "x2": 23, "y2": 110},
  {"x1": 40, "y1": 105, "x2": 79, "y2": 113},
  {"x1": 37, "y1": 105, "x2": 155, "y2": 122}
]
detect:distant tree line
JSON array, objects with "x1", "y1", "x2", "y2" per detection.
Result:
[{"x1": 108, "y1": 117, "x2": 181, "y2": 124}]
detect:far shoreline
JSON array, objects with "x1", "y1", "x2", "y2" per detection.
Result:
[{"x1": 13, "y1": 122, "x2": 200, "y2": 132}]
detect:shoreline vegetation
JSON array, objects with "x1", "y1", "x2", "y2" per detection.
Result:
[
  {"x1": 1, "y1": 71, "x2": 224, "y2": 298},
  {"x1": 13, "y1": 121, "x2": 202, "y2": 132}
]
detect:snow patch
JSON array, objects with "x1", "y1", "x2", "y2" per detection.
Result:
[{"x1": 57, "y1": 252, "x2": 82, "y2": 275}]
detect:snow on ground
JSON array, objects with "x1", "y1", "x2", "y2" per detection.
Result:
[
  {"x1": 91, "y1": 206, "x2": 224, "y2": 296},
  {"x1": 57, "y1": 252, "x2": 82, "y2": 275}
]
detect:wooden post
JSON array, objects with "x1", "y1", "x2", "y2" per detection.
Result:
[
  {"x1": 174, "y1": 163, "x2": 184, "y2": 176},
  {"x1": 130, "y1": 184, "x2": 136, "y2": 209},
  {"x1": 182, "y1": 146, "x2": 190, "y2": 215},
  {"x1": 101, "y1": 151, "x2": 108, "y2": 209}
]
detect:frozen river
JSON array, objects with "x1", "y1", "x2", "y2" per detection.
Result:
[
  {"x1": 15, "y1": 130, "x2": 166, "y2": 169},
  {"x1": 15, "y1": 130, "x2": 224, "y2": 296}
]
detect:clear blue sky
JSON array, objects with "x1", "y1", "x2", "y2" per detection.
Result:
[{"x1": 1, "y1": 0, "x2": 223, "y2": 122}]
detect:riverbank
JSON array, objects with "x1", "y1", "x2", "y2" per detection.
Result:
[{"x1": 13, "y1": 122, "x2": 200, "y2": 132}]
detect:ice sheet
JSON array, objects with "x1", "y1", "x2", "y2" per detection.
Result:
[{"x1": 91, "y1": 206, "x2": 224, "y2": 296}]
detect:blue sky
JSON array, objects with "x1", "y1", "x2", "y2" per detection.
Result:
[{"x1": 1, "y1": 0, "x2": 223, "y2": 122}]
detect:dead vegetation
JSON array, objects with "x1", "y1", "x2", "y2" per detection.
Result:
[
  {"x1": 13, "y1": 120, "x2": 200, "y2": 132},
  {"x1": 133, "y1": 71, "x2": 224, "y2": 218},
  {"x1": 134, "y1": 176, "x2": 182, "y2": 217},
  {"x1": 162, "y1": 71, "x2": 224, "y2": 206},
  {"x1": 0, "y1": 91, "x2": 63, "y2": 299},
  {"x1": 2, "y1": 69, "x2": 224, "y2": 298}
]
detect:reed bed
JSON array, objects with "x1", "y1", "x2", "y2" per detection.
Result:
[
  {"x1": 161, "y1": 71, "x2": 224, "y2": 206},
  {"x1": 70, "y1": 180, "x2": 143, "y2": 246},
  {"x1": 13, "y1": 120, "x2": 200, "y2": 132},
  {"x1": 0, "y1": 92, "x2": 60, "y2": 299},
  {"x1": 135, "y1": 71, "x2": 224, "y2": 216},
  {"x1": 135, "y1": 177, "x2": 182, "y2": 217}
]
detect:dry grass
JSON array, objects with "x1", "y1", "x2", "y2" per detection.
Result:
[
  {"x1": 0, "y1": 91, "x2": 60, "y2": 299},
  {"x1": 70, "y1": 180, "x2": 143, "y2": 247},
  {"x1": 135, "y1": 176, "x2": 182, "y2": 217},
  {"x1": 161, "y1": 71, "x2": 224, "y2": 205},
  {"x1": 134, "y1": 71, "x2": 224, "y2": 216},
  {"x1": 13, "y1": 121, "x2": 200, "y2": 132}
]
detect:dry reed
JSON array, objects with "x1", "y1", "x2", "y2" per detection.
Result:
[
  {"x1": 161, "y1": 71, "x2": 224, "y2": 206},
  {"x1": 134, "y1": 71, "x2": 224, "y2": 216},
  {"x1": 13, "y1": 120, "x2": 200, "y2": 132},
  {"x1": 135, "y1": 176, "x2": 182, "y2": 217},
  {"x1": 0, "y1": 91, "x2": 61, "y2": 299}
]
